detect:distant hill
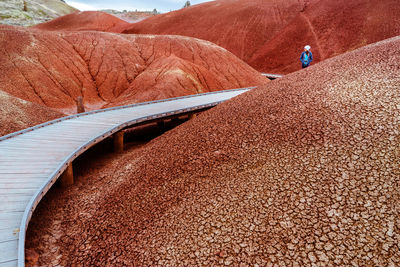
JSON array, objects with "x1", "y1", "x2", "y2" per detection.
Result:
[
  {"x1": 101, "y1": 9, "x2": 157, "y2": 23},
  {"x1": 34, "y1": 11, "x2": 130, "y2": 32},
  {"x1": 0, "y1": 0, "x2": 77, "y2": 26}
]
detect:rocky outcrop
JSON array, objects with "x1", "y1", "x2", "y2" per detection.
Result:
[
  {"x1": 123, "y1": 0, "x2": 400, "y2": 74},
  {"x1": 34, "y1": 11, "x2": 130, "y2": 32},
  {"x1": 26, "y1": 36, "x2": 400, "y2": 265},
  {"x1": 0, "y1": 0, "x2": 77, "y2": 26},
  {"x1": 0, "y1": 90, "x2": 63, "y2": 137},
  {"x1": 0, "y1": 25, "x2": 268, "y2": 114}
]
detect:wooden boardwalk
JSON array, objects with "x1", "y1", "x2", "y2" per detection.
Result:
[{"x1": 0, "y1": 88, "x2": 250, "y2": 266}]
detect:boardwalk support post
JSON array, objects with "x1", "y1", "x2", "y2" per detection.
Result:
[
  {"x1": 188, "y1": 113, "x2": 196, "y2": 119},
  {"x1": 76, "y1": 96, "x2": 85, "y2": 113},
  {"x1": 114, "y1": 131, "x2": 124, "y2": 153},
  {"x1": 60, "y1": 163, "x2": 74, "y2": 186}
]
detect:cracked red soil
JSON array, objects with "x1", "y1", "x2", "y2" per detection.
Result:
[
  {"x1": 123, "y1": 0, "x2": 400, "y2": 74},
  {"x1": 0, "y1": 25, "x2": 268, "y2": 114},
  {"x1": 26, "y1": 36, "x2": 400, "y2": 265}
]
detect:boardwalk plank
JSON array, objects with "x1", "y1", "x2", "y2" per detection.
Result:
[
  {"x1": 0, "y1": 212, "x2": 23, "y2": 221},
  {"x1": 0, "y1": 240, "x2": 18, "y2": 263},
  {"x1": 0, "y1": 182, "x2": 44, "y2": 187},
  {"x1": 0, "y1": 188, "x2": 38, "y2": 195},
  {"x1": 0, "y1": 174, "x2": 47, "y2": 180},
  {"x1": 0, "y1": 259, "x2": 17, "y2": 267},
  {"x1": 0, "y1": 162, "x2": 62, "y2": 168},
  {"x1": 0, "y1": 228, "x2": 19, "y2": 242},
  {"x1": 0, "y1": 195, "x2": 32, "y2": 203},
  {"x1": 0, "y1": 171, "x2": 56, "y2": 176},
  {"x1": 0, "y1": 201, "x2": 29, "y2": 212}
]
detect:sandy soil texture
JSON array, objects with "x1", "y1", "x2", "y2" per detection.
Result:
[{"x1": 26, "y1": 36, "x2": 400, "y2": 265}]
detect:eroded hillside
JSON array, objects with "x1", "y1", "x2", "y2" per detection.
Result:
[
  {"x1": 123, "y1": 0, "x2": 400, "y2": 74},
  {"x1": 0, "y1": 25, "x2": 268, "y2": 114}
]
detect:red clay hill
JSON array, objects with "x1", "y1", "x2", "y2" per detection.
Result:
[
  {"x1": 0, "y1": 25, "x2": 267, "y2": 114},
  {"x1": 123, "y1": 0, "x2": 400, "y2": 74},
  {"x1": 0, "y1": 90, "x2": 63, "y2": 137},
  {"x1": 34, "y1": 11, "x2": 130, "y2": 33},
  {"x1": 26, "y1": 36, "x2": 400, "y2": 265}
]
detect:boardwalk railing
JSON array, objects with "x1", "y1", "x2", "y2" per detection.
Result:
[{"x1": 0, "y1": 88, "x2": 252, "y2": 266}]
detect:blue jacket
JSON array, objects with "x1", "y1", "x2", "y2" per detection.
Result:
[{"x1": 300, "y1": 51, "x2": 313, "y2": 65}]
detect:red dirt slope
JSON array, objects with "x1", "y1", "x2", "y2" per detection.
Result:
[
  {"x1": 124, "y1": 0, "x2": 400, "y2": 74},
  {"x1": 0, "y1": 90, "x2": 63, "y2": 136},
  {"x1": 249, "y1": 0, "x2": 400, "y2": 73},
  {"x1": 0, "y1": 25, "x2": 267, "y2": 114},
  {"x1": 124, "y1": 0, "x2": 315, "y2": 71},
  {"x1": 34, "y1": 11, "x2": 130, "y2": 33},
  {"x1": 26, "y1": 36, "x2": 400, "y2": 265}
]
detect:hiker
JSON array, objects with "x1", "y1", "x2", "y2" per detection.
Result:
[{"x1": 300, "y1": 45, "x2": 313, "y2": 68}]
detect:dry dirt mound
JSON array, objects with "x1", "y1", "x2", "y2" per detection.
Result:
[
  {"x1": 26, "y1": 36, "x2": 400, "y2": 266},
  {"x1": 123, "y1": 0, "x2": 400, "y2": 74},
  {"x1": 33, "y1": 11, "x2": 130, "y2": 33},
  {"x1": 0, "y1": 25, "x2": 267, "y2": 114},
  {"x1": 0, "y1": 90, "x2": 63, "y2": 137}
]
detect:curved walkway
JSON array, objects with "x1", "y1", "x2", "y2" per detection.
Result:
[{"x1": 0, "y1": 88, "x2": 251, "y2": 266}]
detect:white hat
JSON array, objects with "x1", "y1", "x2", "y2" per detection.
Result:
[{"x1": 304, "y1": 45, "x2": 311, "y2": 51}]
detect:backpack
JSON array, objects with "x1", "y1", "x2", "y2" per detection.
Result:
[{"x1": 303, "y1": 52, "x2": 309, "y2": 64}]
